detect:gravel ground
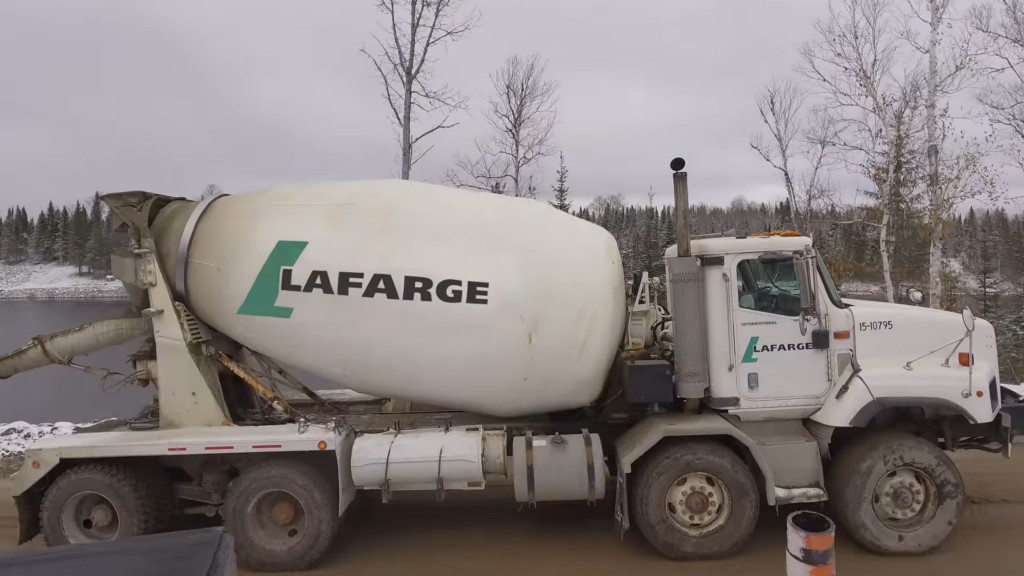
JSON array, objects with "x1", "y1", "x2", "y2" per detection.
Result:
[{"x1": 1, "y1": 443, "x2": 1021, "y2": 575}]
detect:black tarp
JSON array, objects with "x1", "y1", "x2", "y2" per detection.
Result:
[{"x1": 0, "y1": 528, "x2": 236, "y2": 576}]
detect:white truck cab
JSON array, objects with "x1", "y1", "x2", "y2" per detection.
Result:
[{"x1": 662, "y1": 234, "x2": 1000, "y2": 432}]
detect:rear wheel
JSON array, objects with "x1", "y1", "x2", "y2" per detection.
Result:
[
  {"x1": 223, "y1": 459, "x2": 339, "y2": 572},
  {"x1": 631, "y1": 440, "x2": 760, "y2": 559},
  {"x1": 40, "y1": 463, "x2": 161, "y2": 545},
  {"x1": 828, "y1": 431, "x2": 965, "y2": 554}
]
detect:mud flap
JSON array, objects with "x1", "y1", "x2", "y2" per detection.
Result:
[
  {"x1": 14, "y1": 492, "x2": 40, "y2": 545},
  {"x1": 999, "y1": 409, "x2": 1019, "y2": 459},
  {"x1": 613, "y1": 464, "x2": 629, "y2": 538}
]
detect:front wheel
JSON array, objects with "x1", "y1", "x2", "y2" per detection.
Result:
[
  {"x1": 222, "y1": 459, "x2": 339, "y2": 572},
  {"x1": 631, "y1": 440, "x2": 760, "y2": 559},
  {"x1": 828, "y1": 431, "x2": 965, "y2": 554}
]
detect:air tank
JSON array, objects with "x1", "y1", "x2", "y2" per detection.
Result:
[{"x1": 150, "y1": 179, "x2": 626, "y2": 417}]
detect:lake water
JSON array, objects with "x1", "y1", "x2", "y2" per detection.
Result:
[
  {"x1": 0, "y1": 300, "x2": 154, "y2": 423},
  {"x1": 0, "y1": 299, "x2": 343, "y2": 424}
]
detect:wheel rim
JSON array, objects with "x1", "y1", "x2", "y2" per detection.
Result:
[
  {"x1": 60, "y1": 491, "x2": 120, "y2": 544},
  {"x1": 665, "y1": 472, "x2": 732, "y2": 536},
  {"x1": 245, "y1": 489, "x2": 308, "y2": 552},
  {"x1": 871, "y1": 467, "x2": 938, "y2": 532}
]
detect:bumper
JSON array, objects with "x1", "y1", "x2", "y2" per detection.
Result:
[{"x1": 999, "y1": 405, "x2": 1024, "y2": 457}]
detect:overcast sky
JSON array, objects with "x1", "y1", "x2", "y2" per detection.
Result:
[{"x1": 1, "y1": 0, "x2": 843, "y2": 214}]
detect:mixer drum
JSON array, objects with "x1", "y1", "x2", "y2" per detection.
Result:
[{"x1": 152, "y1": 179, "x2": 626, "y2": 417}]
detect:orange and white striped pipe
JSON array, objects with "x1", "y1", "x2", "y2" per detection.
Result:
[{"x1": 785, "y1": 510, "x2": 836, "y2": 575}]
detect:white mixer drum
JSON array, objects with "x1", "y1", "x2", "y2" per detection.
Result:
[{"x1": 173, "y1": 179, "x2": 625, "y2": 417}]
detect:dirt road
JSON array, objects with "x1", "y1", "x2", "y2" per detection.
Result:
[{"x1": 2, "y1": 451, "x2": 1021, "y2": 575}]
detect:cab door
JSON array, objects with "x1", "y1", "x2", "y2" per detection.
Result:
[{"x1": 732, "y1": 255, "x2": 831, "y2": 402}]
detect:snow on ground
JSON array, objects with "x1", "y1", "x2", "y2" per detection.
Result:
[
  {"x1": 0, "y1": 263, "x2": 127, "y2": 299},
  {"x1": 0, "y1": 421, "x2": 79, "y2": 457},
  {"x1": 839, "y1": 280, "x2": 885, "y2": 295},
  {"x1": 0, "y1": 416, "x2": 117, "y2": 457}
]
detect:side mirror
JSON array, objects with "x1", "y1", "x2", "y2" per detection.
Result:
[
  {"x1": 962, "y1": 307, "x2": 976, "y2": 333},
  {"x1": 794, "y1": 254, "x2": 817, "y2": 316},
  {"x1": 907, "y1": 288, "x2": 924, "y2": 305}
]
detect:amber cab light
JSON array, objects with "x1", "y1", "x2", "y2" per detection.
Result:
[{"x1": 958, "y1": 353, "x2": 973, "y2": 367}]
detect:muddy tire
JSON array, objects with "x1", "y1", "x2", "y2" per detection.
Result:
[
  {"x1": 40, "y1": 463, "x2": 161, "y2": 546},
  {"x1": 223, "y1": 459, "x2": 339, "y2": 572},
  {"x1": 828, "y1": 431, "x2": 965, "y2": 554},
  {"x1": 136, "y1": 464, "x2": 177, "y2": 532},
  {"x1": 631, "y1": 440, "x2": 760, "y2": 559}
]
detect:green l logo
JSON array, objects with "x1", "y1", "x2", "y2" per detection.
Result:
[
  {"x1": 237, "y1": 240, "x2": 309, "y2": 318},
  {"x1": 742, "y1": 336, "x2": 760, "y2": 364}
]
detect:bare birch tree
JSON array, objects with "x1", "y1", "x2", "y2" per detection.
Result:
[
  {"x1": 750, "y1": 78, "x2": 839, "y2": 233},
  {"x1": 971, "y1": 1, "x2": 1024, "y2": 190},
  {"x1": 899, "y1": 0, "x2": 988, "y2": 307},
  {"x1": 446, "y1": 54, "x2": 558, "y2": 198},
  {"x1": 800, "y1": 0, "x2": 925, "y2": 302},
  {"x1": 362, "y1": 0, "x2": 479, "y2": 180}
]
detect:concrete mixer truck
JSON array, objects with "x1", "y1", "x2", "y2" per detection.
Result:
[{"x1": 1, "y1": 158, "x2": 1019, "y2": 572}]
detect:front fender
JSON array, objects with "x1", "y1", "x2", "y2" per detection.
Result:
[
  {"x1": 811, "y1": 374, "x2": 875, "y2": 427},
  {"x1": 811, "y1": 366, "x2": 999, "y2": 427}
]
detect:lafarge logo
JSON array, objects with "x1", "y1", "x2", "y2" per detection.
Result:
[
  {"x1": 741, "y1": 336, "x2": 815, "y2": 364},
  {"x1": 238, "y1": 240, "x2": 490, "y2": 319}
]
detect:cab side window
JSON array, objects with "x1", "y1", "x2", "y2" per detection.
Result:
[{"x1": 736, "y1": 258, "x2": 801, "y2": 317}]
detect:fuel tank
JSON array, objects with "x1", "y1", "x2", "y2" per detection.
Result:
[{"x1": 150, "y1": 179, "x2": 626, "y2": 417}]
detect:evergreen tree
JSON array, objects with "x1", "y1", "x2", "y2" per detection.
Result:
[
  {"x1": 199, "y1": 184, "x2": 222, "y2": 200},
  {"x1": 86, "y1": 193, "x2": 107, "y2": 272},
  {"x1": 57, "y1": 207, "x2": 70, "y2": 265},
  {"x1": 69, "y1": 202, "x2": 89, "y2": 272},
  {"x1": 45, "y1": 201, "x2": 58, "y2": 261},
  {"x1": 975, "y1": 234, "x2": 1000, "y2": 318},
  {"x1": 10, "y1": 207, "x2": 29, "y2": 262},
  {"x1": 963, "y1": 207, "x2": 979, "y2": 271},
  {"x1": 0, "y1": 209, "x2": 13, "y2": 263},
  {"x1": 549, "y1": 152, "x2": 571, "y2": 212},
  {"x1": 29, "y1": 211, "x2": 45, "y2": 261},
  {"x1": 777, "y1": 199, "x2": 794, "y2": 230}
]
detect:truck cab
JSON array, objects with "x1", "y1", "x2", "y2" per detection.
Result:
[{"x1": 660, "y1": 232, "x2": 1001, "y2": 435}]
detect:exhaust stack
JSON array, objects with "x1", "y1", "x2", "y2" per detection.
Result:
[{"x1": 666, "y1": 158, "x2": 710, "y2": 408}]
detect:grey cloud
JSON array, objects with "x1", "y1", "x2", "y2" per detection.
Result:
[{"x1": 0, "y1": 0, "x2": 829, "y2": 214}]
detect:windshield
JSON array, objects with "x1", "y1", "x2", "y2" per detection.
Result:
[
  {"x1": 816, "y1": 255, "x2": 845, "y2": 308},
  {"x1": 737, "y1": 258, "x2": 802, "y2": 316},
  {"x1": 751, "y1": 260, "x2": 799, "y2": 294}
]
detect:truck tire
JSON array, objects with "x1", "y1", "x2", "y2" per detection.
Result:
[
  {"x1": 135, "y1": 464, "x2": 177, "y2": 532},
  {"x1": 828, "y1": 431, "x2": 965, "y2": 554},
  {"x1": 40, "y1": 462, "x2": 161, "y2": 545},
  {"x1": 631, "y1": 440, "x2": 760, "y2": 559},
  {"x1": 222, "y1": 459, "x2": 339, "y2": 572}
]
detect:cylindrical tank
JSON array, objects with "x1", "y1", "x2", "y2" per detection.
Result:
[{"x1": 151, "y1": 179, "x2": 626, "y2": 417}]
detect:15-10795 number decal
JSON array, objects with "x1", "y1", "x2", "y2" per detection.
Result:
[{"x1": 859, "y1": 321, "x2": 893, "y2": 331}]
